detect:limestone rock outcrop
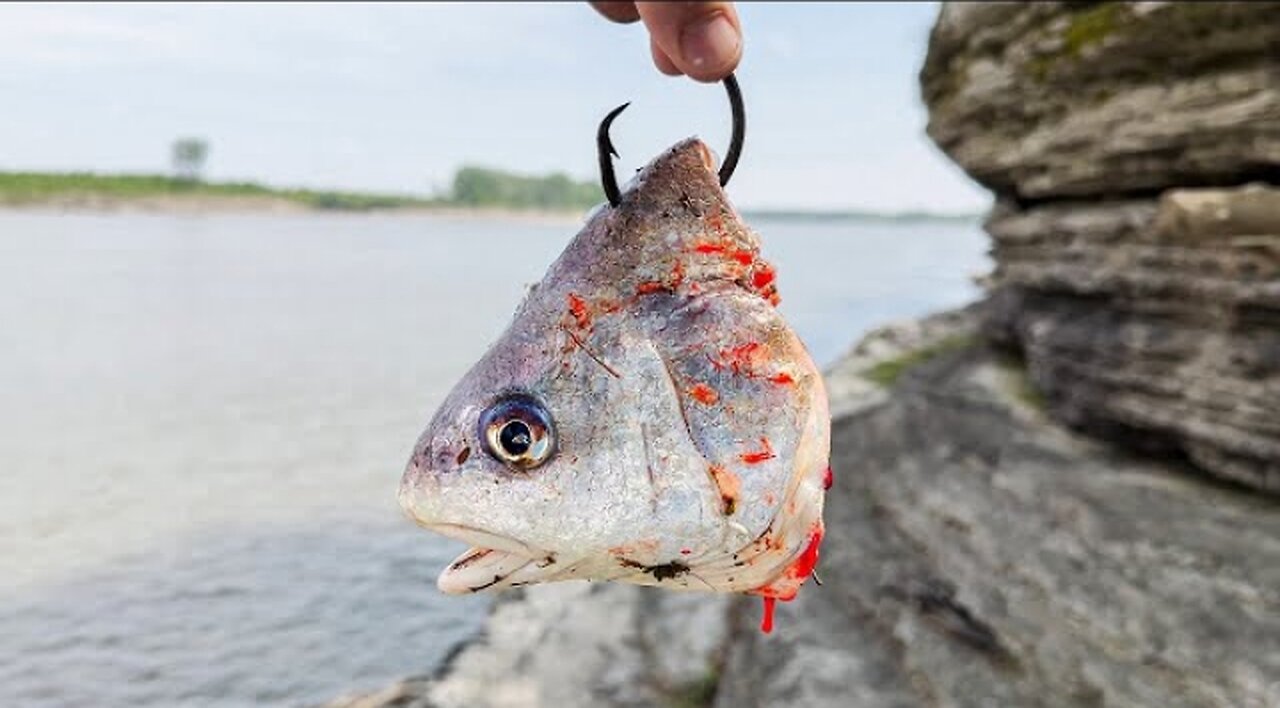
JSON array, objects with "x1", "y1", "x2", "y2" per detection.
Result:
[
  {"x1": 922, "y1": 1, "x2": 1280, "y2": 491},
  {"x1": 922, "y1": 1, "x2": 1280, "y2": 201},
  {"x1": 712, "y1": 310, "x2": 1280, "y2": 708}
]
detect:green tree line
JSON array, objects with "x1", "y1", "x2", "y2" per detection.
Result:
[
  {"x1": 0, "y1": 165, "x2": 606, "y2": 212},
  {"x1": 449, "y1": 166, "x2": 603, "y2": 211}
]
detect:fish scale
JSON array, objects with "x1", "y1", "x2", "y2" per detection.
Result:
[{"x1": 399, "y1": 137, "x2": 830, "y2": 633}]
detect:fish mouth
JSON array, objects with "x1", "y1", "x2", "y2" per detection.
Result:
[{"x1": 426, "y1": 523, "x2": 565, "y2": 595}]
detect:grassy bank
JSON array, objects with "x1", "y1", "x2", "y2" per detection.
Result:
[
  {"x1": 0, "y1": 170, "x2": 982, "y2": 222},
  {"x1": 0, "y1": 172, "x2": 441, "y2": 211},
  {"x1": 0, "y1": 165, "x2": 612, "y2": 214}
]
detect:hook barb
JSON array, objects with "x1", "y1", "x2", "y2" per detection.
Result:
[{"x1": 597, "y1": 102, "x2": 630, "y2": 207}]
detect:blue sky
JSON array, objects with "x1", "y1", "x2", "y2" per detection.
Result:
[{"x1": 0, "y1": 2, "x2": 989, "y2": 213}]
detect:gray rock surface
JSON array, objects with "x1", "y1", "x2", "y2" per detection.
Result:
[
  {"x1": 921, "y1": 2, "x2": 1280, "y2": 201},
  {"x1": 327, "y1": 310, "x2": 1280, "y2": 707},
  {"x1": 714, "y1": 309, "x2": 1280, "y2": 708},
  {"x1": 984, "y1": 184, "x2": 1280, "y2": 492},
  {"x1": 924, "y1": 1, "x2": 1280, "y2": 492},
  {"x1": 322, "y1": 582, "x2": 733, "y2": 708}
]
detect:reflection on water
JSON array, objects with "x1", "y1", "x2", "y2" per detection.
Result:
[{"x1": 0, "y1": 210, "x2": 987, "y2": 707}]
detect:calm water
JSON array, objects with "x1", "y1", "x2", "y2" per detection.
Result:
[{"x1": 0, "y1": 209, "x2": 987, "y2": 707}]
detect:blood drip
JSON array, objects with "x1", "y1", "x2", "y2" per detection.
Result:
[
  {"x1": 822, "y1": 465, "x2": 834, "y2": 490},
  {"x1": 752, "y1": 524, "x2": 826, "y2": 635},
  {"x1": 760, "y1": 597, "x2": 777, "y2": 634}
]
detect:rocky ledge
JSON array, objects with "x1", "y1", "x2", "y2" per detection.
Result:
[
  {"x1": 923, "y1": 1, "x2": 1280, "y2": 492},
  {"x1": 326, "y1": 308, "x2": 1279, "y2": 708},
  {"x1": 921, "y1": 1, "x2": 1280, "y2": 201}
]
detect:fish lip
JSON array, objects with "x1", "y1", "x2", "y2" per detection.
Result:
[
  {"x1": 693, "y1": 140, "x2": 718, "y2": 175},
  {"x1": 437, "y1": 546, "x2": 536, "y2": 595},
  {"x1": 423, "y1": 523, "x2": 543, "y2": 559},
  {"x1": 423, "y1": 523, "x2": 565, "y2": 595}
]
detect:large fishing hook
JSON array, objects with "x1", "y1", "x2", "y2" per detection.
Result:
[{"x1": 598, "y1": 72, "x2": 745, "y2": 208}]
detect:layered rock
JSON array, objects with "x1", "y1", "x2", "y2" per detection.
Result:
[
  {"x1": 327, "y1": 311, "x2": 1280, "y2": 708},
  {"x1": 922, "y1": 2, "x2": 1280, "y2": 491},
  {"x1": 922, "y1": 1, "x2": 1280, "y2": 201},
  {"x1": 714, "y1": 310, "x2": 1280, "y2": 708}
]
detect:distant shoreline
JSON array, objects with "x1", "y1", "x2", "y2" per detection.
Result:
[
  {"x1": 0, "y1": 195, "x2": 592, "y2": 224},
  {"x1": 0, "y1": 170, "x2": 599, "y2": 221},
  {"x1": 0, "y1": 171, "x2": 981, "y2": 224}
]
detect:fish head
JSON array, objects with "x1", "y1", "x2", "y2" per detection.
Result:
[{"x1": 399, "y1": 138, "x2": 829, "y2": 599}]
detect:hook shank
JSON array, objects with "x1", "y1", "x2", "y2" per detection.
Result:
[{"x1": 719, "y1": 73, "x2": 744, "y2": 187}]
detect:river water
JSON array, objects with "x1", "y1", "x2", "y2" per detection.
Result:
[{"x1": 0, "y1": 209, "x2": 987, "y2": 707}]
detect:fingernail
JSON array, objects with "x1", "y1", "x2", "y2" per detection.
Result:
[{"x1": 680, "y1": 14, "x2": 739, "y2": 72}]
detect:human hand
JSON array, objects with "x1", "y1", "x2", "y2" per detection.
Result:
[{"x1": 589, "y1": 2, "x2": 742, "y2": 83}]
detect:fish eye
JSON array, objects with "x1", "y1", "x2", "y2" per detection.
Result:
[{"x1": 478, "y1": 394, "x2": 555, "y2": 470}]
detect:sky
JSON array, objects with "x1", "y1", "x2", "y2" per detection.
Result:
[{"x1": 0, "y1": 2, "x2": 990, "y2": 213}]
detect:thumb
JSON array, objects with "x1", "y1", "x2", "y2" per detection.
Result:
[{"x1": 636, "y1": 2, "x2": 742, "y2": 83}]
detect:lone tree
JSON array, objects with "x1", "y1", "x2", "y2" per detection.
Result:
[{"x1": 171, "y1": 138, "x2": 209, "y2": 182}]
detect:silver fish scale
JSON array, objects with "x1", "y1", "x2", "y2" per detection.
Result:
[{"x1": 399, "y1": 138, "x2": 829, "y2": 598}]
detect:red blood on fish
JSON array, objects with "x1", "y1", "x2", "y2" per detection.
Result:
[
  {"x1": 822, "y1": 466, "x2": 834, "y2": 490},
  {"x1": 787, "y1": 524, "x2": 824, "y2": 581},
  {"x1": 691, "y1": 238, "x2": 753, "y2": 268},
  {"x1": 740, "y1": 438, "x2": 776, "y2": 464},
  {"x1": 717, "y1": 342, "x2": 765, "y2": 375},
  {"x1": 567, "y1": 293, "x2": 592, "y2": 330},
  {"x1": 712, "y1": 342, "x2": 795, "y2": 383},
  {"x1": 752, "y1": 265, "x2": 776, "y2": 290},
  {"x1": 636, "y1": 260, "x2": 684, "y2": 295},
  {"x1": 669, "y1": 259, "x2": 685, "y2": 288},
  {"x1": 750, "y1": 522, "x2": 825, "y2": 634},
  {"x1": 680, "y1": 548, "x2": 692, "y2": 556},
  {"x1": 689, "y1": 383, "x2": 719, "y2": 405}
]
